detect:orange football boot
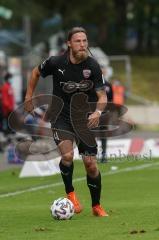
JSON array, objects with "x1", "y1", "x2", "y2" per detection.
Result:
[
  {"x1": 92, "y1": 204, "x2": 109, "y2": 217},
  {"x1": 67, "y1": 191, "x2": 83, "y2": 214}
]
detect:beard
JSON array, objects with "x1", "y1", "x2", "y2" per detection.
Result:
[{"x1": 72, "y1": 49, "x2": 88, "y2": 62}]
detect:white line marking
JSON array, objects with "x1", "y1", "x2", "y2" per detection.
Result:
[{"x1": 0, "y1": 162, "x2": 158, "y2": 199}]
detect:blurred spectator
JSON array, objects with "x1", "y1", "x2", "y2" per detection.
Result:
[
  {"x1": 0, "y1": 83, "x2": 3, "y2": 132},
  {"x1": 112, "y1": 79, "x2": 125, "y2": 105},
  {"x1": 1, "y1": 72, "x2": 15, "y2": 135},
  {"x1": 0, "y1": 83, "x2": 3, "y2": 152}
]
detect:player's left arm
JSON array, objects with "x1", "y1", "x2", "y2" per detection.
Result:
[
  {"x1": 88, "y1": 89, "x2": 107, "y2": 129},
  {"x1": 87, "y1": 59, "x2": 107, "y2": 128}
]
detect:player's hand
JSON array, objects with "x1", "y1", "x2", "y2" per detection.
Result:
[
  {"x1": 24, "y1": 98, "x2": 35, "y2": 115},
  {"x1": 87, "y1": 111, "x2": 100, "y2": 129}
]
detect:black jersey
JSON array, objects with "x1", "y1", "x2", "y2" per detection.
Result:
[
  {"x1": 38, "y1": 52, "x2": 104, "y2": 119},
  {"x1": 104, "y1": 80, "x2": 113, "y2": 102}
]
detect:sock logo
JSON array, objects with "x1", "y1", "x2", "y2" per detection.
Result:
[
  {"x1": 88, "y1": 183, "x2": 97, "y2": 188},
  {"x1": 60, "y1": 170, "x2": 69, "y2": 176}
]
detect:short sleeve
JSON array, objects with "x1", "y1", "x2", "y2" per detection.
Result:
[
  {"x1": 38, "y1": 57, "x2": 55, "y2": 78},
  {"x1": 91, "y1": 60, "x2": 105, "y2": 91}
]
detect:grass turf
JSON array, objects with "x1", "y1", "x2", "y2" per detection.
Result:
[{"x1": 0, "y1": 158, "x2": 159, "y2": 240}]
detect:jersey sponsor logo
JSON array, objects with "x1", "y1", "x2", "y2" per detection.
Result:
[
  {"x1": 58, "y1": 69, "x2": 65, "y2": 75},
  {"x1": 83, "y1": 69, "x2": 91, "y2": 79},
  {"x1": 60, "y1": 80, "x2": 93, "y2": 93}
]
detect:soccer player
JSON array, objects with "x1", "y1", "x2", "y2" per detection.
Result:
[{"x1": 24, "y1": 27, "x2": 108, "y2": 217}]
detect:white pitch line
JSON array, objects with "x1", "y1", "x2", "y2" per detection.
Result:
[{"x1": 0, "y1": 162, "x2": 158, "y2": 199}]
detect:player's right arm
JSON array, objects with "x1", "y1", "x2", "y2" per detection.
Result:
[
  {"x1": 24, "y1": 56, "x2": 54, "y2": 113},
  {"x1": 24, "y1": 67, "x2": 40, "y2": 113}
]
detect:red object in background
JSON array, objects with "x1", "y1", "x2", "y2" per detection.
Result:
[
  {"x1": 112, "y1": 84, "x2": 125, "y2": 105},
  {"x1": 128, "y1": 138, "x2": 145, "y2": 155},
  {"x1": 1, "y1": 82, "x2": 15, "y2": 116}
]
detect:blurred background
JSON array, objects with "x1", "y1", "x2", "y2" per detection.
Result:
[{"x1": 0, "y1": 0, "x2": 159, "y2": 173}]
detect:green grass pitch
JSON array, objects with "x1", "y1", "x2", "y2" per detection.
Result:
[{"x1": 0, "y1": 158, "x2": 159, "y2": 240}]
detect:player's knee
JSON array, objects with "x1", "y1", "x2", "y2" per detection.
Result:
[
  {"x1": 84, "y1": 157, "x2": 98, "y2": 177},
  {"x1": 87, "y1": 165, "x2": 98, "y2": 177},
  {"x1": 61, "y1": 153, "x2": 74, "y2": 166}
]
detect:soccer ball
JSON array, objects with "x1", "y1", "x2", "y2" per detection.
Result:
[{"x1": 50, "y1": 197, "x2": 74, "y2": 220}]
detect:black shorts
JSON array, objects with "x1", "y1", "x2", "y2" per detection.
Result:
[{"x1": 51, "y1": 117, "x2": 97, "y2": 156}]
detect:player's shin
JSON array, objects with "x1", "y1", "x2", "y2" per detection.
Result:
[
  {"x1": 59, "y1": 160, "x2": 74, "y2": 194},
  {"x1": 87, "y1": 172, "x2": 101, "y2": 206}
]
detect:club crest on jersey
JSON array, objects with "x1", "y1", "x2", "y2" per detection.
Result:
[{"x1": 83, "y1": 69, "x2": 91, "y2": 79}]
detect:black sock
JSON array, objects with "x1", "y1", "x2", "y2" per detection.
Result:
[
  {"x1": 59, "y1": 160, "x2": 74, "y2": 194},
  {"x1": 87, "y1": 172, "x2": 101, "y2": 207}
]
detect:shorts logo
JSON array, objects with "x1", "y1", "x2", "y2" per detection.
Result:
[
  {"x1": 53, "y1": 131, "x2": 60, "y2": 141},
  {"x1": 83, "y1": 69, "x2": 91, "y2": 79}
]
